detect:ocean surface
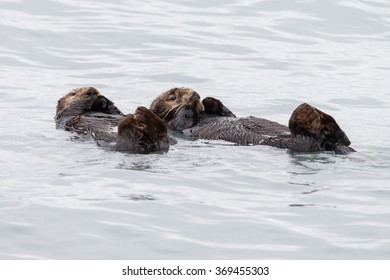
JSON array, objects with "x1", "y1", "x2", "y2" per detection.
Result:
[{"x1": 1, "y1": 0, "x2": 390, "y2": 260}]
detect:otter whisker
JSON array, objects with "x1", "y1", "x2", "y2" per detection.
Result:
[
  {"x1": 162, "y1": 104, "x2": 181, "y2": 120},
  {"x1": 173, "y1": 104, "x2": 185, "y2": 117}
]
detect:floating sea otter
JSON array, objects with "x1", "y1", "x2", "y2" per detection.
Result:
[
  {"x1": 55, "y1": 87, "x2": 171, "y2": 154},
  {"x1": 150, "y1": 87, "x2": 355, "y2": 154}
]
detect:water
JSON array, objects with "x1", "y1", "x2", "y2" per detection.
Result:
[{"x1": 1, "y1": 0, "x2": 390, "y2": 259}]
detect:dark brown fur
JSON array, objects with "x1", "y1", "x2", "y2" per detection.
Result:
[
  {"x1": 288, "y1": 103, "x2": 351, "y2": 148},
  {"x1": 150, "y1": 87, "x2": 203, "y2": 119},
  {"x1": 116, "y1": 107, "x2": 170, "y2": 153},
  {"x1": 150, "y1": 87, "x2": 354, "y2": 154},
  {"x1": 55, "y1": 87, "x2": 171, "y2": 154}
]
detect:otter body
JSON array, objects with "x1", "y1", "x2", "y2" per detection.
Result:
[
  {"x1": 55, "y1": 87, "x2": 171, "y2": 154},
  {"x1": 188, "y1": 115, "x2": 289, "y2": 145},
  {"x1": 150, "y1": 88, "x2": 355, "y2": 154}
]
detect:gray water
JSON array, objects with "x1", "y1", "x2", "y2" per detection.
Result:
[{"x1": 1, "y1": 0, "x2": 390, "y2": 260}]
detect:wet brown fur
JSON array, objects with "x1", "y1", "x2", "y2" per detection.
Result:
[
  {"x1": 150, "y1": 87, "x2": 354, "y2": 153},
  {"x1": 116, "y1": 107, "x2": 170, "y2": 153},
  {"x1": 150, "y1": 87, "x2": 204, "y2": 121},
  {"x1": 56, "y1": 87, "x2": 101, "y2": 114},
  {"x1": 55, "y1": 87, "x2": 171, "y2": 154},
  {"x1": 289, "y1": 103, "x2": 350, "y2": 145}
]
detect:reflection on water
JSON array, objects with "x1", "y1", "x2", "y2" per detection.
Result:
[
  {"x1": 1, "y1": 0, "x2": 390, "y2": 260},
  {"x1": 117, "y1": 162, "x2": 155, "y2": 172},
  {"x1": 301, "y1": 188, "x2": 330, "y2": 195},
  {"x1": 288, "y1": 203, "x2": 338, "y2": 208},
  {"x1": 289, "y1": 152, "x2": 337, "y2": 172}
]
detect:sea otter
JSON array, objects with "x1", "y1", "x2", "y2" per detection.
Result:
[
  {"x1": 150, "y1": 87, "x2": 355, "y2": 154},
  {"x1": 55, "y1": 87, "x2": 171, "y2": 154}
]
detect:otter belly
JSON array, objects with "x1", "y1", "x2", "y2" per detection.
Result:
[
  {"x1": 63, "y1": 113, "x2": 122, "y2": 142},
  {"x1": 186, "y1": 116, "x2": 290, "y2": 145}
]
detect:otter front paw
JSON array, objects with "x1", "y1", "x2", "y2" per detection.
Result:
[{"x1": 202, "y1": 97, "x2": 236, "y2": 117}]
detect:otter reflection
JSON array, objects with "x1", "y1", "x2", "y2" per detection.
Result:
[
  {"x1": 150, "y1": 87, "x2": 355, "y2": 154},
  {"x1": 55, "y1": 87, "x2": 170, "y2": 154}
]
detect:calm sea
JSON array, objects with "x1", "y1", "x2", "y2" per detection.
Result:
[{"x1": 1, "y1": 0, "x2": 390, "y2": 259}]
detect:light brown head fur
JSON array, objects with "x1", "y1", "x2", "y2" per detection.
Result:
[
  {"x1": 56, "y1": 87, "x2": 101, "y2": 114},
  {"x1": 55, "y1": 87, "x2": 123, "y2": 125},
  {"x1": 150, "y1": 87, "x2": 204, "y2": 122}
]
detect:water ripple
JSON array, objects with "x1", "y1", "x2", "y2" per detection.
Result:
[{"x1": 1, "y1": 0, "x2": 390, "y2": 259}]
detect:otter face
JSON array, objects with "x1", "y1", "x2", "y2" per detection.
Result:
[
  {"x1": 150, "y1": 87, "x2": 204, "y2": 131},
  {"x1": 116, "y1": 106, "x2": 170, "y2": 153},
  {"x1": 56, "y1": 87, "x2": 101, "y2": 114},
  {"x1": 55, "y1": 87, "x2": 123, "y2": 125}
]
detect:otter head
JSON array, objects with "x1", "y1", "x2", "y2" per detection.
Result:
[
  {"x1": 56, "y1": 87, "x2": 101, "y2": 114},
  {"x1": 289, "y1": 103, "x2": 351, "y2": 150},
  {"x1": 116, "y1": 106, "x2": 170, "y2": 154},
  {"x1": 55, "y1": 87, "x2": 123, "y2": 124},
  {"x1": 150, "y1": 87, "x2": 204, "y2": 131}
]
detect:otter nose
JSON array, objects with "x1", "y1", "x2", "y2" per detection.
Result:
[{"x1": 86, "y1": 87, "x2": 99, "y2": 96}]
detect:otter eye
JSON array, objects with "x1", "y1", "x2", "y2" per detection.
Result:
[{"x1": 168, "y1": 94, "x2": 176, "y2": 101}]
